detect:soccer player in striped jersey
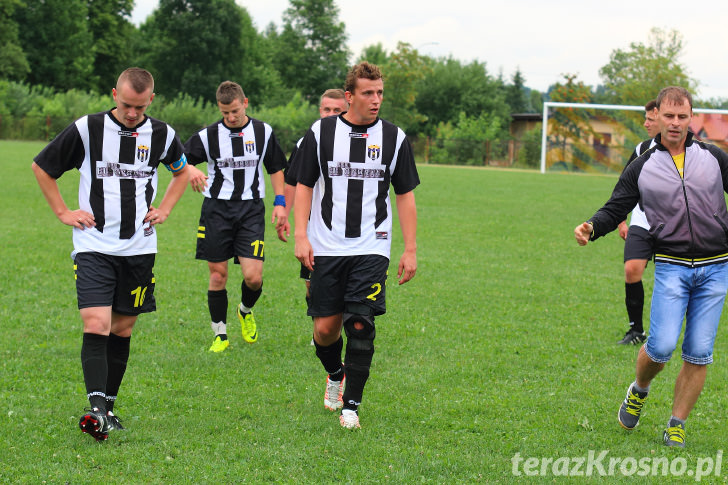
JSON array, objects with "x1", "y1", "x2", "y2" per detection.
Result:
[
  {"x1": 184, "y1": 81, "x2": 287, "y2": 352},
  {"x1": 616, "y1": 100, "x2": 659, "y2": 345},
  {"x1": 31, "y1": 67, "x2": 190, "y2": 441},
  {"x1": 278, "y1": 89, "x2": 348, "y2": 346},
  {"x1": 294, "y1": 62, "x2": 419, "y2": 429}
]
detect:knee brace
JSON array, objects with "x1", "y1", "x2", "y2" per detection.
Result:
[{"x1": 343, "y1": 303, "x2": 376, "y2": 368}]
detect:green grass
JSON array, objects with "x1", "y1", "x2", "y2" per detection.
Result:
[{"x1": 1, "y1": 139, "x2": 727, "y2": 483}]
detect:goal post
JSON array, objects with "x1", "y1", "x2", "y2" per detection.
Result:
[{"x1": 540, "y1": 101, "x2": 728, "y2": 174}]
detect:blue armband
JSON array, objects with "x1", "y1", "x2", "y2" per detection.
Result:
[
  {"x1": 166, "y1": 154, "x2": 188, "y2": 173},
  {"x1": 274, "y1": 195, "x2": 286, "y2": 207}
]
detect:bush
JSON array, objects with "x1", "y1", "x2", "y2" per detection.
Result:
[{"x1": 515, "y1": 126, "x2": 542, "y2": 168}]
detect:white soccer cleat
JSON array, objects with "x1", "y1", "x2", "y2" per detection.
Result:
[
  {"x1": 324, "y1": 375, "x2": 345, "y2": 411},
  {"x1": 339, "y1": 409, "x2": 360, "y2": 429}
]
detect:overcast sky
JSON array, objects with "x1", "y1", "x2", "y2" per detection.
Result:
[{"x1": 131, "y1": 0, "x2": 728, "y2": 102}]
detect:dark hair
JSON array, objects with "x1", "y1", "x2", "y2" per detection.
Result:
[
  {"x1": 656, "y1": 87, "x2": 692, "y2": 110},
  {"x1": 344, "y1": 62, "x2": 383, "y2": 93},
  {"x1": 216, "y1": 81, "x2": 246, "y2": 105},
  {"x1": 644, "y1": 99, "x2": 657, "y2": 112},
  {"x1": 117, "y1": 67, "x2": 154, "y2": 93}
]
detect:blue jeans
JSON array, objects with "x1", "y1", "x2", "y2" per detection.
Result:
[{"x1": 646, "y1": 262, "x2": 728, "y2": 365}]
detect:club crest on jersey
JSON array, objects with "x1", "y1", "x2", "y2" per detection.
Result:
[
  {"x1": 367, "y1": 145, "x2": 381, "y2": 160},
  {"x1": 245, "y1": 140, "x2": 256, "y2": 154},
  {"x1": 137, "y1": 145, "x2": 150, "y2": 163},
  {"x1": 349, "y1": 132, "x2": 369, "y2": 138}
]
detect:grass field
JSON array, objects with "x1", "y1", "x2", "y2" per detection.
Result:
[{"x1": 1, "y1": 139, "x2": 727, "y2": 483}]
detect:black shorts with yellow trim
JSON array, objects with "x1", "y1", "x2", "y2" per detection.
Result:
[
  {"x1": 75, "y1": 252, "x2": 156, "y2": 315},
  {"x1": 196, "y1": 198, "x2": 266, "y2": 263},
  {"x1": 308, "y1": 254, "x2": 389, "y2": 317}
]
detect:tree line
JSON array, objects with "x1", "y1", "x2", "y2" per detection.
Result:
[{"x1": 2, "y1": 0, "x2": 722, "y2": 166}]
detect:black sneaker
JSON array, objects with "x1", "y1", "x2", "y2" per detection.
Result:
[
  {"x1": 618, "y1": 329, "x2": 646, "y2": 345},
  {"x1": 79, "y1": 407, "x2": 110, "y2": 441},
  {"x1": 106, "y1": 411, "x2": 125, "y2": 431}
]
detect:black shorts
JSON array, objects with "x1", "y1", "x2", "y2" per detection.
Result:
[
  {"x1": 75, "y1": 252, "x2": 156, "y2": 315},
  {"x1": 624, "y1": 225, "x2": 654, "y2": 262},
  {"x1": 308, "y1": 255, "x2": 389, "y2": 317},
  {"x1": 196, "y1": 198, "x2": 266, "y2": 262}
]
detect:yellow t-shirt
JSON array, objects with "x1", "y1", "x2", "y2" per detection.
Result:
[{"x1": 673, "y1": 152, "x2": 685, "y2": 178}]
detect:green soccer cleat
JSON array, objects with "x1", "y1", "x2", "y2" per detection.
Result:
[
  {"x1": 237, "y1": 304, "x2": 258, "y2": 343},
  {"x1": 209, "y1": 335, "x2": 229, "y2": 352}
]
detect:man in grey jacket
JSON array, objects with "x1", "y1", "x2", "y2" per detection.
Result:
[{"x1": 574, "y1": 86, "x2": 728, "y2": 448}]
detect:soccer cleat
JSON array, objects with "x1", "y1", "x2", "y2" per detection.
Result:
[
  {"x1": 106, "y1": 411, "x2": 125, "y2": 431},
  {"x1": 663, "y1": 420, "x2": 686, "y2": 447},
  {"x1": 618, "y1": 384, "x2": 648, "y2": 430},
  {"x1": 237, "y1": 305, "x2": 258, "y2": 343},
  {"x1": 209, "y1": 335, "x2": 229, "y2": 352},
  {"x1": 339, "y1": 409, "x2": 361, "y2": 429},
  {"x1": 79, "y1": 407, "x2": 110, "y2": 441},
  {"x1": 618, "y1": 329, "x2": 647, "y2": 345},
  {"x1": 324, "y1": 375, "x2": 345, "y2": 411}
]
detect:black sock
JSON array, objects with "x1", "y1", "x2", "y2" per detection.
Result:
[
  {"x1": 208, "y1": 289, "x2": 228, "y2": 323},
  {"x1": 241, "y1": 282, "x2": 262, "y2": 311},
  {"x1": 81, "y1": 332, "x2": 108, "y2": 411},
  {"x1": 105, "y1": 333, "x2": 131, "y2": 412},
  {"x1": 625, "y1": 281, "x2": 644, "y2": 333},
  {"x1": 314, "y1": 336, "x2": 344, "y2": 379}
]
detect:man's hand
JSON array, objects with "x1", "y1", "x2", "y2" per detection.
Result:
[
  {"x1": 59, "y1": 209, "x2": 96, "y2": 230},
  {"x1": 295, "y1": 235, "x2": 314, "y2": 272},
  {"x1": 618, "y1": 221, "x2": 628, "y2": 240},
  {"x1": 188, "y1": 165, "x2": 208, "y2": 192},
  {"x1": 574, "y1": 222, "x2": 593, "y2": 246},
  {"x1": 144, "y1": 205, "x2": 169, "y2": 226},
  {"x1": 397, "y1": 250, "x2": 417, "y2": 285}
]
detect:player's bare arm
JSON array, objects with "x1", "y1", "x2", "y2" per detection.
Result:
[
  {"x1": 32, "y1": 161, "x2": 95, "y2": 230},
  {"x1": 269, "y1": 170, "x2": 287, "y2": 239},
  {"x1": 294, "y1": 183, "x2": 315, "y2": 271},
  {"x1": 395, "y1": 191, "x2": 417, "y2": 285},
  {"x1": 277, "y1": 182, "x2": 297, "y2": 242}
]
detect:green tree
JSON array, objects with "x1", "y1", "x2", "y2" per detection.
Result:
[
  {"x1": 357, "y1": 43, "x2": 389, "y2": 66},
  {"x1": 15, "y1": 0, "x2": 94, "y2": 91},
  {"x1": 378, "y1": 42, "x2": 429, "y2": 135},
  {"x1": 87, "y1": 0, "x2": 135, "y2": 93},
  {"x1": 138, "y1": 0, "x2": 262, "y2": 102},
  {"x1": 598, "y1": 27, "x2": 697, "y2": 105},
  {"x1": 415, "y1": 57, "x2": 511, "y2": 137},
  {"x1": 270, "y1": 0, "x2": 349, "y2": 101},
  {"x1": 0, "y1": 0, "x2": 29, "y2": 81},
  {"x1": 506, "y1": 68, "x2": 529, "y2": 113}
]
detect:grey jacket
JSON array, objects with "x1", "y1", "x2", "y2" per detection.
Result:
[{"x1": 589, "y1": 132, "x2": 728, "y2": 267}]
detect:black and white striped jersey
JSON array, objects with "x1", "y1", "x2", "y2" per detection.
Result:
[
  {"x1": 33, "y1": 110, "x2": 186, "y2": 257},
  {"x1": 296, "y1": 115, "x2": 420, "y2": 258},
  {"x1": 184, "y1": 118, "x2": 286, "y2": 200}
]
